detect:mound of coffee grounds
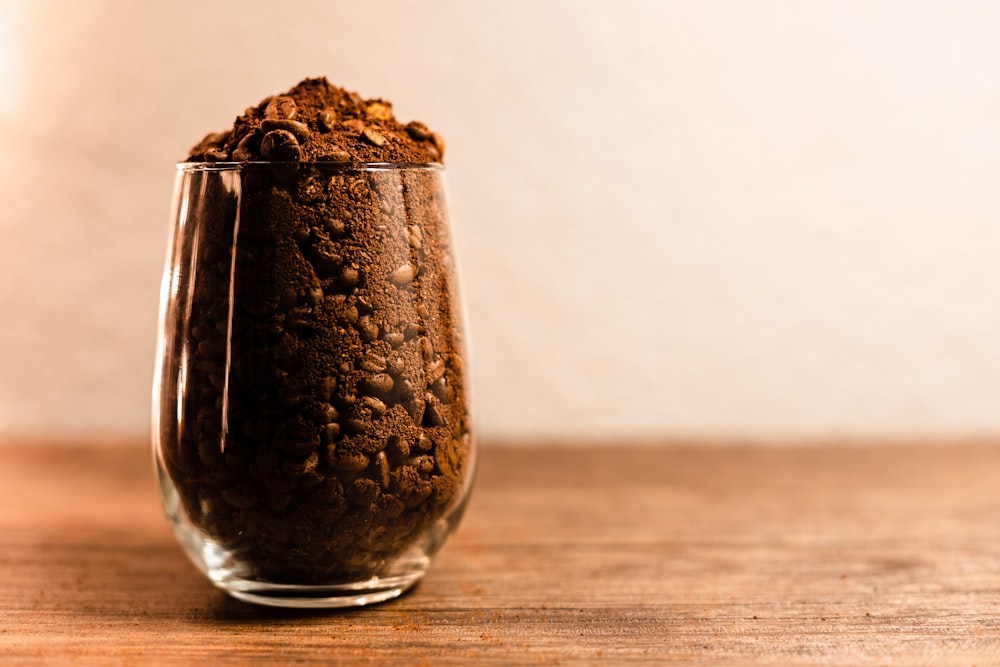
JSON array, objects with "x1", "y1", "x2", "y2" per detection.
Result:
[
  {"x1": 163, "y1": 79, "x2": 471, "y2": 584},
  {"x1": 188, "y1": 77, "x2": 445, "y2": 165}
]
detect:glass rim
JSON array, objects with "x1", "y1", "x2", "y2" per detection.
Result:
[{"x1": 177, "y1": 161, "x2": 444, "y2": 172}]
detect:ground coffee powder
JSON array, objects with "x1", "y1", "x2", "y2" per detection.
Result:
[{"x1": 163, "y1": 78, "x2": 470, "y2": 584}]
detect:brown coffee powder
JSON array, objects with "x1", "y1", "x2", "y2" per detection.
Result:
[{"x1": 163, "y1": 79, "x2": 470, "y2": 584}]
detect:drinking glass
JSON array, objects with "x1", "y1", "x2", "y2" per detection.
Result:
[{"x1": 152, "y1": 162, "x2": 474, "y2": 608}]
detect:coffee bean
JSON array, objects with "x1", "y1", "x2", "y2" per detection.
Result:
[
  {"x1": 407, "y1": 225, "x2": 423, "y2": 249},
  {"x1": 264, "y1": 95, "x2": 297, "y2": 120},
  {"x1": 385, "y1": 332, "x2": 405, "y2": 348},
  {"x1": 317, "y1": 108, "x2": 336, "y2": 132},
  {"x1": 325, "y1": 217, "x2": 347, "y2": 236},
  {"x1": 261, "y1": 118, "x2": 311, "y2": 142},
  {"x1": 361, "y1": 373, "x2": 393, "y2": 398},
  {"x1": 342, "y1": 119, "x2": 365, "y2": 134},
  {"x1": 431, "y1": 377, "x2": 454, "y2": 404},
  {"x1": 361, "y1": 396, "x2": 387, "y2": 419},
  {"x1": 373, "y1": 451, "x2": 390, "y2": 489},
  {"x1": 317, "y1": 150, "x2": 351, "y2": 163},
  {"x1": 204, "y1": 149, "x2": 229, "y2": 162},
  {"x1": 357, "y1": 315, "x2": 379, "y2": 342},
  {"x1": 387, "y1": 435, "x2": 410, "y2": 464},
  {"x1": 232, "y1": 133, "x2": 259, "y2": 161},
  {"x1": 404, "y1": 121, "x2": 432, "y2": 141},
  {"x1": 342, "y1": 304, "x2": 360, "y2": 325},
  {"x1": 260, "y1": 129, "x2": 301, "y2": 161},
  {"x1": 339, "y1": 265, "x2": 360, "y2": 289},
  {"x1": 388, "y1": 263, "x2": 416, "y2": 287},
  {"x1": 365, "y1": 101, "x2": 393, "y2": 121},
  {"x1": 329, "y1": 449, "x2": 369, "y2": 472},
  {"x1": 430, "y1": 133, "x2": 446, "y2": 160},
  {"x1": 419, "y1": 338, "x2": 434, "y2": 363},
  {"x1": 427, "y1": 358, "x2": 446, "y2": 383},
  {"x1": 362, "y1": 127, "x2": 387, "y2": 147},
  {"x1": 409, "y1": 455, "x2": 435, "y2": 475},
  {"x1": 423, "y1": 396, "x2": 445, "y2": 427},
  {"x1": 360, "y1": 355, "x2": 387, "y2": 373},
  {"x1": 344, "y1": 416, "x2": 370, "y2": 435},
  {"x1": 405, "y1": 394, "x2": 426, "y2": 424}
]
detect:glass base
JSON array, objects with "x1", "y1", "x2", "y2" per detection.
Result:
[
  {"x1": 157, "y1": 462, "x2": 437, "y2": 609},
  {"x1": 218, "y1": 572, "x2": 423, "y2": 609}
]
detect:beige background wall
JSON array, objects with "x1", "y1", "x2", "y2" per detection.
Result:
[{"x1": 2, "y1": 1, "x2": 1000, "y2": 442}]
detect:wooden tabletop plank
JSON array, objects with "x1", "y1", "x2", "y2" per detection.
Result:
[{"x1": 2, "y1": 441, "x2": 1000, "y2": 664}]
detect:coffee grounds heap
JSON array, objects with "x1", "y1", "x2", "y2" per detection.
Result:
[
  {"x1": 166, "y1": 78, "x2": 470, "y2": 584},
  {"x1": 189, "y1": 77, "x2": 445, "y2": 165}
]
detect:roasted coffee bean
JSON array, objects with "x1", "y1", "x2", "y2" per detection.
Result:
[
  {"x1": 386, "y1": 355, "x2": 406, "y2": 377},
  {"x1": 404, "y1": 120, "x2": 432, "y2": 141},
  {"x1": 430, "y1": 132, "x2": 446, "y2": 160},
  {"x1": 423, "y1": 396, "x2": 445, "y2": 427},
  {"x1": 407, "y1": 225, "x2": 423, "y2": 249},
  {"x1": 360, "y1": 355, "x2": 386, "y2": 372},
  {"x1": 317, "y1": 150, "x2": 351, "y2": 163},
  {"x1": 373, "y1": 451, "x2": 390, "y2": 489},
  {"x1": 419, "y1": 337, "x2": 434, "y2": 363},
  {"x1": 388, "y1": 263, "x2": 416, "y2": 287},
  {"x1": 427, "y1": 358, "x2": 446, "y2": 383},
  {"x1": 328, "y1": 449, "x2": 369, "y2": 472},
  {"x1": 360, "y1": 392, "x2": 384, "y2": 413},
  {"x1": 232, "y1": 133, "x2": 259, "y2": 161},
  {"x1": 339, "y1": 265, "x2": 360, "y2": 289},
  {"x1": 385, "y1": 332, "x2": 405, "y2": 348},
  {"x1": 362, "y1": 373, "x2": 395, "y2": 398},
  {"x1": 325, "y1": 217, "x2": 347, "y2": 236},
  {"x1": 362, "y1": 127, "x2": 387, "y2": 147},
  {"x1": 264, "y1": 95, "x2": 297, "y2": 120},
  {"x1": 260, "y1": 129, "x2": 301, "y2": 161},
  {"x1": 316, "y1": 108, "x2": 336, "y2": 132},
  {"x1": 204, "y1": 148, "x2": 229, "y2": 162},
  {"x1": 386, "y1": 435, "x2": 410, "y2": 464},
  {"x1": 342, "y1": 304, "x2": 360, "y2": 325},
  {"x1": 261, "y1": 118, "x2": 311, "y2": 141},
  {"x1": 342, "y1": 118, "x2": 365, "y2": 134},
  {"x1": 405, "y1": 393, "x2": 426, "y2": 424},
  {"x1": 403, "y1": 323, "x2": 421, "y2": 340},
  {"x1": 357, "y1": 315, "x2": 379, "y2": 342},
  {"x1": 409, "y1": 455, "x2": 435, "y2": 476},
  {"x1": 431, "y1": 377, "x2": 454, "y2": 404},
  {"x1": 365, "y1": 101, "x2": 393, "y2": 120},
  {"x1": 344, "y1": 416, "x2": 370, "y2": 435}
]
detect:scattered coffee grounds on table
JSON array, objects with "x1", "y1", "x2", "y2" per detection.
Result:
[{"x1": 164, "y1": 78, "x2": 470, "y2": 584}]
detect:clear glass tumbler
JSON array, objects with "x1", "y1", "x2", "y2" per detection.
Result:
[{"x1": 152, "y1": 162, "x2": 475, "y2": 608}]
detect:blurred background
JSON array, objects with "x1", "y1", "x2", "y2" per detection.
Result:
[{"x1": 2, "y1": 0, "x2": 1000, "y2": 444}]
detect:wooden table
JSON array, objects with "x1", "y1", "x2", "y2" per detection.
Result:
[{"x1": 2, "y1": 440, "x2": 1000, "y2": 664}]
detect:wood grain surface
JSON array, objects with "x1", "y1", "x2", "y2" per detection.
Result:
[{"x1": 2, "y1": 440, "x2": 1000, "y2": 664}]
